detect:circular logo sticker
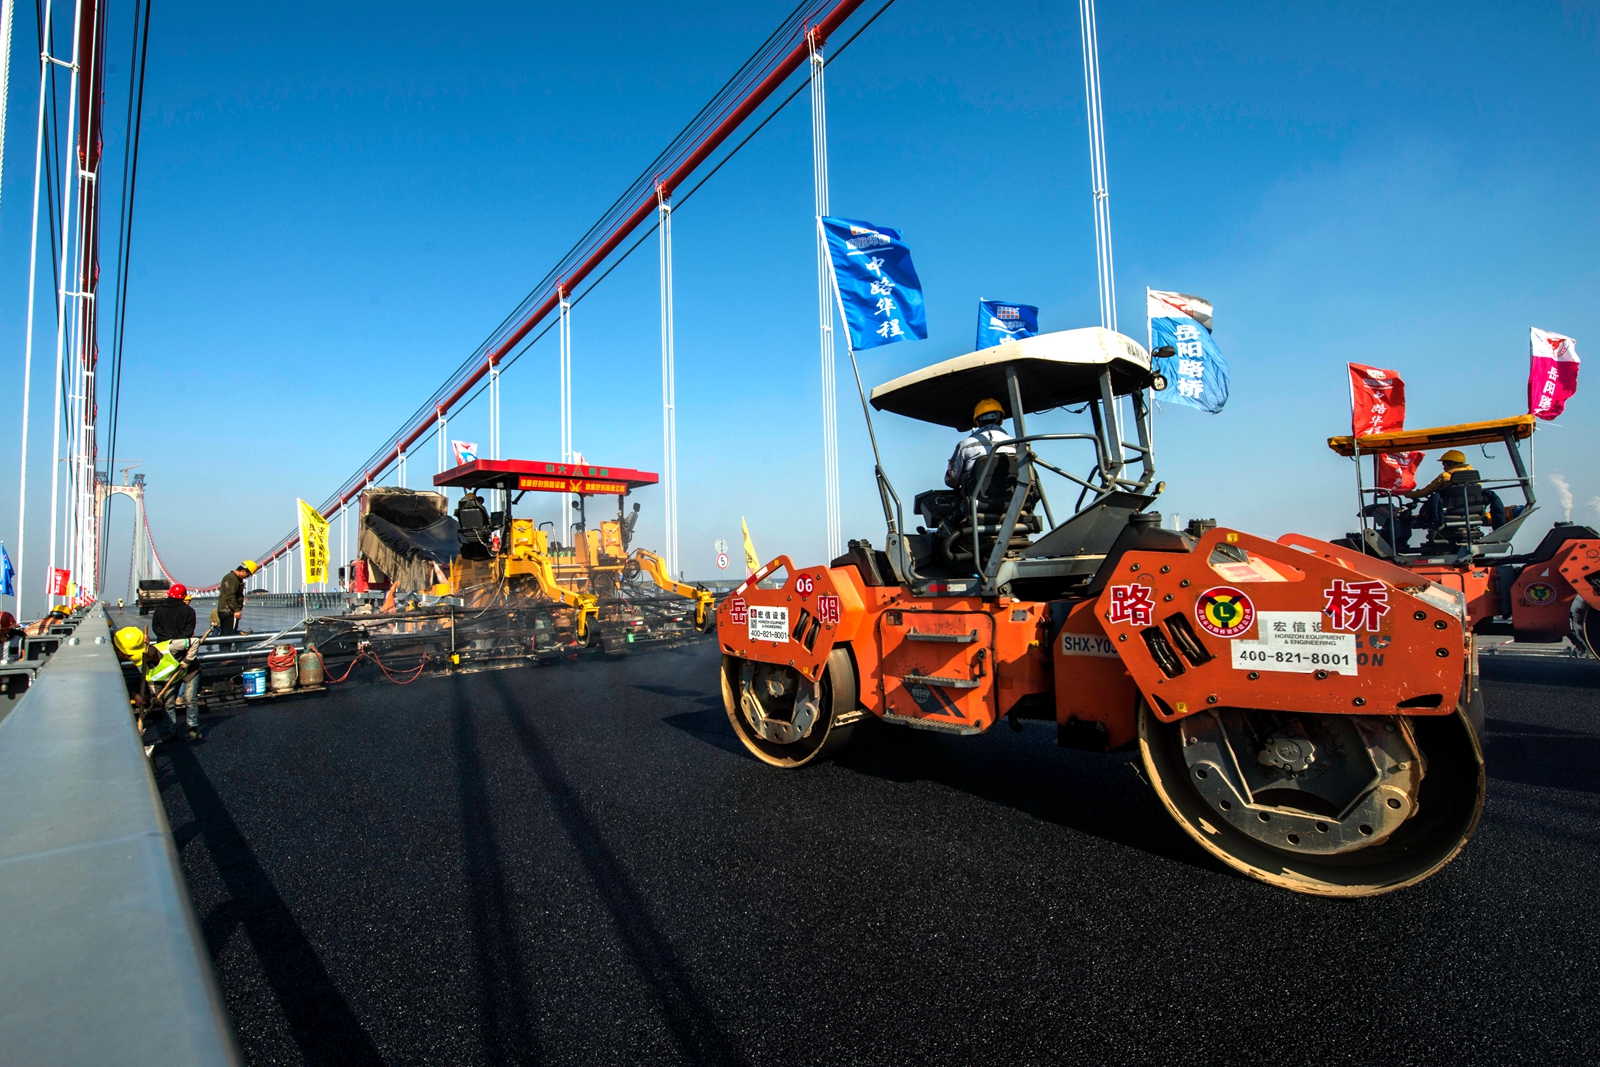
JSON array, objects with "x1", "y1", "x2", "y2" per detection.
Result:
[
  {"x1": 1523, "y1": 582, "x2": 1557, "y2": 606},
  {"x1": 1195, "y1": 586, "x2": 1256, "y2": 637}
]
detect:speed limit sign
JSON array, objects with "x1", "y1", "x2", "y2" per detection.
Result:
[
  {"x1": 716, "y1": 552, "x2": 730, "y2": 570},
  {"x1": 714, "y1": 538, "x2": 729, "y2": 555}
]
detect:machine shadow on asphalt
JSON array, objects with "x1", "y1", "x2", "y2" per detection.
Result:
[
  {"x1": 1483, "y1": 717, "x2": 1600, "y2": 795},
  {"x1": 450, "y1": 684, "x2": 537, "y2": 1064},
  {"x1": 647, "y1": 664, "x2": 1232, "y2": 881},
  {"x1": 1480, "y1": 657, "x2": 1600, "y2": 690},
  {"x1": 158, "y1": 743, "x2": 386, "y2": 1067},
  {"x1": 484, "y1": 672, "x2": 745, "y2": 1067}
]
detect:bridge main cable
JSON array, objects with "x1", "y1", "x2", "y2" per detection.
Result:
[{"x1": 250, "y1": 0, "x2": 872, "y2": 574}]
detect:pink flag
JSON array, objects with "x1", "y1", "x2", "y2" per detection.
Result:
[
  {"x1": 1375, "y1": 451, "x2": 1424, "y2": 492},
  {"x1": 1348, "y1": 363, "x2": 1406, "y2": 437},
  {"x1": 1528, "y1": 328, "x2": 1578, "y2": 420}
]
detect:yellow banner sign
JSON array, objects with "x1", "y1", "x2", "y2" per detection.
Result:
[{"x1": 298, "y1": 499, "x2": 331, "y2": 585}]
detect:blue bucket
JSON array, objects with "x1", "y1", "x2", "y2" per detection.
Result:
[{"x1": 241, "y1": 668, "x2": 268, "y2": 698}]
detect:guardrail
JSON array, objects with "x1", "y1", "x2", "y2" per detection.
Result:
[{"x1": 0, "y1": 605, "x2": 242, "y2": 1065}]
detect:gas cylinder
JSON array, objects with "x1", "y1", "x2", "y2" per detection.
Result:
[
  {"x1": 297, "y1": 648, "x2": 324, "y2": 687},
  {"x1": 268, "y1": 644, "x2": 298, "y2": 691}
]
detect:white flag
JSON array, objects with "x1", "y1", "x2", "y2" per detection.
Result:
[{"x1": 1147, "y1": 290, "x2": 1214, "y2": 331}]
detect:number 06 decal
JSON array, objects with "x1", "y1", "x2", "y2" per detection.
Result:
[{"x1": 795, "y1": 574, "x2": 815, "y2": 595}]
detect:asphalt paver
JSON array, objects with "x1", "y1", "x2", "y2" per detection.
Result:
[{"x1": 156, "y1": 643, "x2": 1600, "y2": 1066}]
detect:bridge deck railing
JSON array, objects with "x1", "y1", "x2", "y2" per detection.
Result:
[{"x1": 0, "y1": 605, "x2": 242, "y2": 1065}]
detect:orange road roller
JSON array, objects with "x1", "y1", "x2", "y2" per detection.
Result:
[{"x1": 716, "y1": 328, "x2": 1483, "y2": 897}]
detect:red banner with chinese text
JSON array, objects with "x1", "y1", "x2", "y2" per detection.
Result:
[
  {"x1": 1375, "y1": 451, "x2": 1424, "y2": 492},
  {"x1": 1348, "y1": 363, "x2": 1406, "y2": 437}
]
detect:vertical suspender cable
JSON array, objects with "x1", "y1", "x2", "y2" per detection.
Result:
[
  {"x1": 809, "y1": 28, "x2": 840, "y2": 561},
  {"x1": 656, "y1": 183, "x2": 678, "y2": 579},
  {"x1": 1079, "y1": 0, "x2": 1114, "y2": 332},
  {"x1": 103, "y1": 0, "x2": 152, "y2": 590},
  {"x1": 0, "y1": 0, "x2": 16, "y2": 228},
  {"x1": 558, "y1": 285, "x2": 572, "y2": 543},
  {"x1": 489, "y1": 359, "x2": 500, "y2": 460},
  {"x1": 1078, "y1": 0, "x2": 1122, "y2": 466},
  {"x1": 70, "y1": 0, "x2": 104, "y2": 600},
  {"x1": 16, "y1": 0, "x2": 56, "y2": 615},
  {"x1": 45, "y1": 0, "x2": 83, "y2": 609}
]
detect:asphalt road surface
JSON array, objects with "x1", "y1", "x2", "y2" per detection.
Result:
[{"x1": 155, "y1": 642, "x2": 1600, "y2": 1066}]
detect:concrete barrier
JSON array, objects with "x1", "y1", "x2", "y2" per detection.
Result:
[{"x1": 0, "y1": 606, "x2": 242, "y2": 1065}]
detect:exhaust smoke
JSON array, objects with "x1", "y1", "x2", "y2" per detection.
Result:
[{"x1": 1548, "y1": 473, "x2": 1573, "y2": 520}]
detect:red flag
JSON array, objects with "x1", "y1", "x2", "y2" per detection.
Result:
[
  {"x1": 1375, "y1": 451, "x2": 1424, "y2": 492},
  {"x1": 46, "y1": 568, "x2": 70, "y2": 596},
  {"x1": 1528, "y1": 328, "x2": 1579, "y2": 421},
  {"x1": 1348, "y1": 363, "x2": 1406, "y2": 437}
]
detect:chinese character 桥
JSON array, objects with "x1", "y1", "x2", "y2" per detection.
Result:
[{"x1": 1177, "y1": 379, "x2": 1204, "y2": 400}]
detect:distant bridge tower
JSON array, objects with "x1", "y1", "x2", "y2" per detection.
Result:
[{"x1": 96, "y1": 469, "x2": 173, "y2": 600}]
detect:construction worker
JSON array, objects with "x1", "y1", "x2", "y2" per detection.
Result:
[
  {"x1": 151, "y1": 583, "x2": 202, "y2": 728},
  {"x1": 113, "y1": 626, "x2": 204, "y2": 742},
  {"x1": 216, "y1": 560, "x2": 257, "y2": 636},
  {"x1": 1404, "y1": 450, "x2": 1475, "y2": 503},
  {"x1": 945, "y1": 397, "x2": 1016, "y2": 494},
  {"x1": 1403, "y1": 449, "x2": 1488, "y2": 540},
  {"x1": 0, "y1": 612, "x2": 24, "y2": 663}
]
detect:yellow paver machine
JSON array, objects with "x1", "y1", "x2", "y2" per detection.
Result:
[
  {"x1": 306, "y1": 459, "x2": 715, "y2": 675},
  {"x1": 437, "y1": 458, "x2": 717, "y2": 652}
]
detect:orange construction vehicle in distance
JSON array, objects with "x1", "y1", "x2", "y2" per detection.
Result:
[
  {"x1": 1327, "y1": 415, "x2": 1600, "y2": 656},
  {"x1": 717, "y1": 328, "x2": 1485, "y2": 897}
]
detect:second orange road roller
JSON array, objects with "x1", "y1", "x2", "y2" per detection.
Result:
[{"x1": 715, "y1": 327, "x2": 1484, "y2": 897}]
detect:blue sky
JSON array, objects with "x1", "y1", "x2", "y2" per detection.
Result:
[{"x1": 1, "y1": 0, "x2": 1596, "y2": 603}]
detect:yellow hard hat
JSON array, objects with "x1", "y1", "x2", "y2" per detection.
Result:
[
  {"x1": 973, "y1": 397, "x2": 1005, "y2": 424},
  {"x1": 1440, "y1": 450, "x2": 1466, "y2": 465},
  {"x1": 240, "y1": 560, "x2": 260, "y2": 574},
  {"x1": 113, "y1": 626, "x2": 147, "y2": 656}
]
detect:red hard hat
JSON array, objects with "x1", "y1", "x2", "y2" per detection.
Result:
[{"x1": 168, "y1": 583, "x2": 188, "y2": 599}]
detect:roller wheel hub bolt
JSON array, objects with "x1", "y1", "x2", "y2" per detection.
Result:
[
  {"x1": 764, "y1": 674, "x2": 791, "y2": 699},
  {"x1": 1258, "y1": 733, "x2": 1316, "y2": 773}
]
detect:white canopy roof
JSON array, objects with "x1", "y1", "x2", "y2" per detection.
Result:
[{"x1": 870, "y1": 327, "x2": 1152, "y2": 429}]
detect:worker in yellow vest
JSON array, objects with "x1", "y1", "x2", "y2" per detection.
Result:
[{"x1": 114, "y1": 627, "x2": 204, "y2": 742}]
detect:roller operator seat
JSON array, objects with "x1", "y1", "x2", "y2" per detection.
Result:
[
  {"x1": 1427, "y1": 470, "x2": 1493, "y2": 546},
  {"x1": 914, "y1": 452, "x2": 1042, "y2": 573}
]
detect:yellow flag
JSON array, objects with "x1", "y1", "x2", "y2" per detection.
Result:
[
  {"x1": 297, "y1": 499, "x2": 331, "y2": 585},
  {"x1": 741, "y1": 516, "x2": 760, "y2": 576}
]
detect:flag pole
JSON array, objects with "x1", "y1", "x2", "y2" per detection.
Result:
[
  {"x1": 821, "y1": 224, "x2": 903, "y2": 548},
  {"x1": 1144, "y1": 286, "x2": 1154, "y2": 459}
]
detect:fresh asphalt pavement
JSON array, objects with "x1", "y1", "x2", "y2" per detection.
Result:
[{"x1": 154, "y1": 641, "x2": 1600, "y2": 1067}]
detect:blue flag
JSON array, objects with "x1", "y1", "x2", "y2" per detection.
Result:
[
  {"x1": 0, "y1": 542, "x2": 12, "y2": 598},
  {"x1": 1147, "y1": 289, "x2": 1229, "y2": 413},
  {"x1": 976, "y1": 300, "x2": 1039, "y2": 349},
  {"x1": 821, "y1": 216, "x2": 927, "y2": 351}
]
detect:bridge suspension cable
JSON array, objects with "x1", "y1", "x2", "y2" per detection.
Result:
[{"x1": 248, "y1": 0, "x2": 900, "y2": 578}]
